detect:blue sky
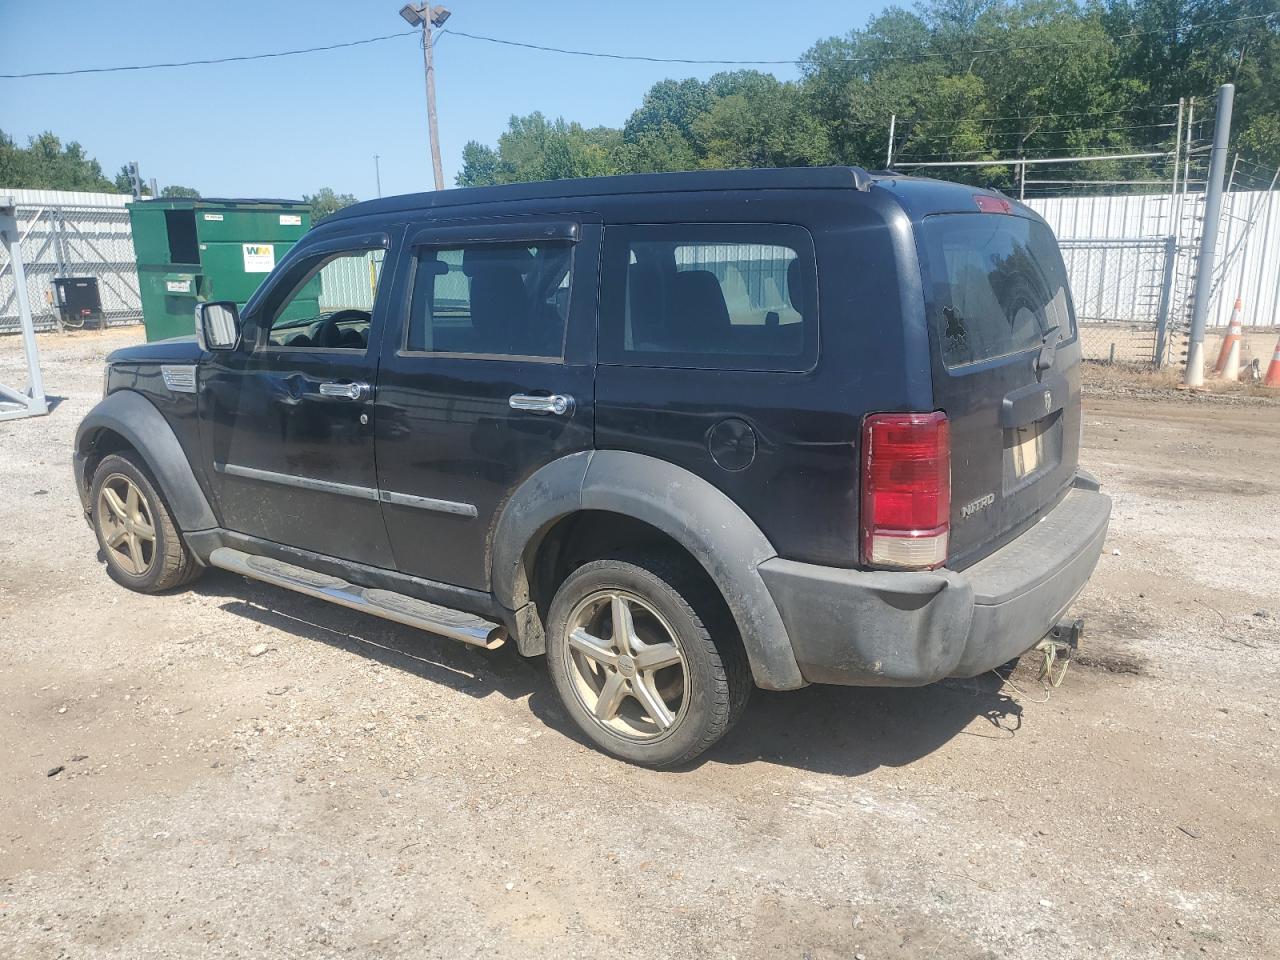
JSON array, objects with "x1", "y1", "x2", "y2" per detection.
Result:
[{"x1": 1, "y1": 0, "x2": 880, "y2": 199}]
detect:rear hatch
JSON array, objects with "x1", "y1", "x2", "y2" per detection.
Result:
[{"x1": 916, "y1": 209, "x2": 1081, "y2": 570}]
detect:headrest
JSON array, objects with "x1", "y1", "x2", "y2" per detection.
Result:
[
  {"x1": 787, "y1": 258, "x2": 805, "y2": 315},
  {"x1": 673, "y1": 270, "x2": 730, "y2": 329}
]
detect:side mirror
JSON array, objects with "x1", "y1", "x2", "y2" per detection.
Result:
[{"x1": 196, "y1": 301, "x2": 241, "y2": 350}]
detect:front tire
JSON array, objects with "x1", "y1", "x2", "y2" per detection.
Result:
[
  {"x1": 545, "y1": 555, "x2": 750, "y2": 767},
  {"x1": 90, "y1": 452, "x2": 201, "y2": 593}
]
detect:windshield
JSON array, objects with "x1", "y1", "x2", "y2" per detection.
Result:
[{"x1": 921, "y1": 214, "x2": 1075, "y2": 369}]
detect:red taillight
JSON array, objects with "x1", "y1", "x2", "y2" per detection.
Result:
[
  {"x1": 973, "y1": 194, "x2": 1012, "y2": 214},
  {"x1": 861, "y1": 412, "x2": 951, "y2": 570}
]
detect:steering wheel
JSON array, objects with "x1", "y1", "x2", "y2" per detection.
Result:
[{"x1": 325, "y1": 309, "x2": 372, "y2": 326}]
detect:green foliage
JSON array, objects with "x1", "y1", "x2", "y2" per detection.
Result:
[
  {"x1": 457, "y1": 113, "x2": 622, "y2": 185},
  {"x1": 693, "y1": 72, "x2": 831, "y2": 169},
  {"x1": 0, "y1": 129, "x2": 116, "y2": 192},
  {"x1": 303, "y1": 186, "x2": 358, "y2": 221},
  {"x1": 160, "y1": 184, "x2": 201, "y2": 198},
  {"x1": 455, "y1": 0, "x2": 1279, "y2": 186},
  {"x1": 457, "y1": 141, "x2": 499, "y2": 186},
  {"x1": 112, "y1": 166, "x2": 136, "y2": 194}
]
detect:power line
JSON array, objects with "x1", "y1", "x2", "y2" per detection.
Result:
[
  {"x1": 902, "y1": 121, "x2": 1179, "y2": 144},
  {"x1": 895, "y1": 142, "x2": 1181, "y2": 162},
  {"x1": 440, "y1": 12, "x2": 1276, "y2": 66},
  {"x1": 2, "y1": 10, "x2": 1272, "y2": 79},
  {"x1": 0, "y1": 29, "x2": 418, "y2": 79},
  {"x1": 903, "y1": 104, "x2": 1180, "y2": 125}
]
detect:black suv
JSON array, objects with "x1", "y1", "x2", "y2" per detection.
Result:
[{"x1": 75, "y1": 167, "x2": 1110, "y2": 766}]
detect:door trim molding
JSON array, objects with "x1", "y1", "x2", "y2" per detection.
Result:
[
  {"x1": 214, "y1": 462, "x2": 477, "y2": 518},
  {"x1": 379, "y1": 489, "x2": 478, "y2": 518},
  {"x1": 215, "y1": 462, "x2": 380, "y2": 501}
]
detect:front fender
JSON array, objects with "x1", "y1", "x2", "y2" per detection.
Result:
[
  {"x1": 74, "y1": 390, "x2": 218, "y2": 532},
  {"x1": 491, "y1": 450, "x2": 805, "y2": 691}
]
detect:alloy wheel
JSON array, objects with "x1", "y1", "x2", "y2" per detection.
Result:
[
  {"x1": 562, "y1": 589, "x2": 690, "y2": 741},
  {"x1": 97, "y1": 473, "x2": 156, "y2": 576}
]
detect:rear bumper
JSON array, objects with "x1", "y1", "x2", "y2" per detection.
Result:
[{"x1": 758, "y1": 479, "x2": 1111, "y2": 686}]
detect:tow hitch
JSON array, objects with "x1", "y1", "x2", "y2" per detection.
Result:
[{"x1": 1035, "y1": 617, "x2": 1083, "y2": 687}]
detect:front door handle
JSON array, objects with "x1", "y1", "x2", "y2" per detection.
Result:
[
  {"x1": 319, "y1": 381, "x2": 371, "y2": 401},
  {"x1": 509, "y1": 393, "x2": 575, "y2": 416}
]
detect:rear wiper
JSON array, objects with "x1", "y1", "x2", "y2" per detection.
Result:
[{"x1": 1034, "y1": 323, "x2": 1062, "y2": 376}]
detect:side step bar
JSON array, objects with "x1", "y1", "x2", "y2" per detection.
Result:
[{"x1": 208, "y1": 547, "x2": 506, "y2": 649}]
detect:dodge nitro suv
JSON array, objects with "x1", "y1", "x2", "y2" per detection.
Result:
[{"x1": 75, "y1": 167, "x2": 1110, "y2": 766}]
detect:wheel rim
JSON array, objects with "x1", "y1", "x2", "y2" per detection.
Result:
[
  {"x1": 562, "y1": 590, "x2": 689, "y2": 742},
  {"x1": 96, "y1": 473, "x2": 156, "y2": 576}
]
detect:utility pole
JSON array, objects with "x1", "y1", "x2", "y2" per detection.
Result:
[
  {"x1": 1184, "y1": 83, "x2": 1234, "y2": 388},
  {"x1": 374, "y1": 154, "x2": 383, "y2": 198},
  {"x1": 399, "y1": 4, "x2": 451, "y2": 191}
]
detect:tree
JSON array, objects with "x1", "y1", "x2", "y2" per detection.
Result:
[
  {"x1": 693, "y1": 72, "x2": 830, "y2": 169},
  {"x1": 451, "y1": 1, "x2": 1280, "y2": 183},
  {"x1": 113, "y1": 166, "x2": 136, "y2": 194},
  {"x1": 303, "y1": 187, "x2": 358, "y2": 221},
  {"x1": 0, "y1": 129, "x2": 115, "y2": 191},
  {"x1": 160, "y1": 184, "x2": 201, "y2": 198},
  {"x1": 457, "y1": 141, "x2": 499, "y2": 186}
]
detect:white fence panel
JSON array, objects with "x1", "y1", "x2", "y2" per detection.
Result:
[{"x1": 1026, "y1": 190, "x2": 1279, "y2": 328}]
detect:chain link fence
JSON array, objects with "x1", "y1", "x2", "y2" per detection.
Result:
[
  {"x1": 0, "y1": 204, "x2": 143, "y2": 333},
  {"x1": 1055, "y1": 236, "x2": 1178, "y2": 365}
]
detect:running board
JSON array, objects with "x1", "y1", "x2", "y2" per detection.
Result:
[{"x1": 208, "y1": 547, "x2": 506, "y2": 649}]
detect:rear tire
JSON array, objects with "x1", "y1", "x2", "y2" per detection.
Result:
[
  {"x1": 545, "y1": 555, "x2": 750, "y2": 767},
  {"x1": 90, "y1": 452, "x2": 201, "y2": 593}
]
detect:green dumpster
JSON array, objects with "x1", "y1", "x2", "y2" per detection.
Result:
[{"x1": 127, "y1": 198, "x2": 312, "y2": 341}]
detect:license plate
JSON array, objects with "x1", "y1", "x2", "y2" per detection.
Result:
[{"x1": 1010, "y1": 420, "x2": 1046, "y2": 478}]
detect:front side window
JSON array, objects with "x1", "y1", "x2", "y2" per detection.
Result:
[
  {"x1": 259, "y1": 248, "x2": 385, "y2": 350},
  {"x1": 602, "y1": 224, "x2": 817, "y2": 371},
  {"x1": 405, "y1": 241, "x2": 573, "y2": 358}
]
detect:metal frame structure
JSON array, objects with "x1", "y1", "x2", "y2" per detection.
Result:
[
  {"x1": 1, "y1": 201, "x2": 142, "y2": 334},
  {"x1": 0, "y1": 197, "x2": 49, "y2": 421},
  {"x1": 884, "y1": 88, "x2": 1271, "y2": 373}
]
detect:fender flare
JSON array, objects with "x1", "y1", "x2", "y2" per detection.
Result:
[
  {"x1": 75, "y1": 390, "x2": 218, "y2": 532},
  {"x1": 491, "y1": 450, "x2": 805, "y2": 691}
]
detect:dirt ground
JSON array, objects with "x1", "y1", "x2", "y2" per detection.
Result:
[{"x1": 2, "y1": 327, "x2": 1278, "y2": 960}]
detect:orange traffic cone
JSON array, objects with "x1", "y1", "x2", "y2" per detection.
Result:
[
  {"x1": 1264, "y1": 335, "x2": 1280, "y2": 388},
  {"x1": 1214, "y1": 298, "x2": 1243, "y2": 377}
]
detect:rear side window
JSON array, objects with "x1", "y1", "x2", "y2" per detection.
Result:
[
  {"x1": 601, "y1": 224, "x2": 817, "y2": 372},
  {"x1": 921, "y1": 214, "x2": 1075, "y2": 369},
  {"x1": 405, "y1": 241, "x2": 572, "y2": 359}
]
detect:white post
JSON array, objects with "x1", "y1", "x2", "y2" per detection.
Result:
[
  {"x1": 1184, "y1": 84, "x2": 1235, "y2": 388},
  {"x1": 0, "y1": 198, "x2": 49, "y2": 421}
]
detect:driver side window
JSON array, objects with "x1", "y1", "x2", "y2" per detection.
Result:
[{"x1": 256, "y1": 248, "x2": 386, "y2": 351}]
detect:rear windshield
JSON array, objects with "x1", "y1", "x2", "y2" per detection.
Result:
[{"x1": 921, "y1": 214, "x2": 1075, "y2": 369}]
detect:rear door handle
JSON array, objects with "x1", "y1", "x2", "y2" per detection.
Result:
[
  {"x1": 319, "y1": 381, "x2": 371, "y2": 401},
  {"x1": 509, "y1": 393, "x2": 575, "y2": 416}
]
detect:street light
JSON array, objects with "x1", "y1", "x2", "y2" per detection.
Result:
[{"x1": 400, "y1": 4, "x2": 451, "y2": 189}]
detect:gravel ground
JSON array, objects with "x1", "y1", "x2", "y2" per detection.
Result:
[{"x1": 2, "y1": 328, "x2": 1278, "y2": 960}]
